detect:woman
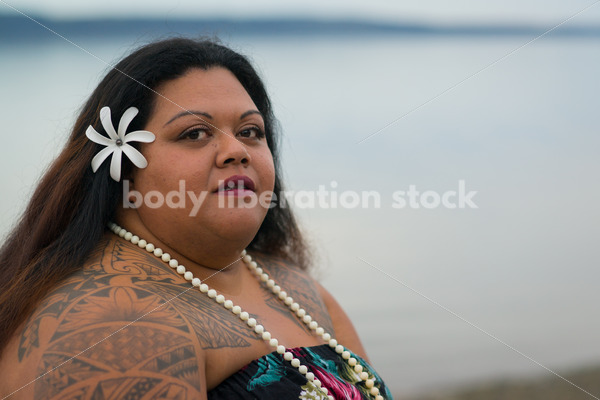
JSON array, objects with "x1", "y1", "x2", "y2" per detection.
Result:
[{"x1": 0, "y1": 37, "x2": 392, "y2": 399}]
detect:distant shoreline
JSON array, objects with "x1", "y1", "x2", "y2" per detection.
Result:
[
  {"x1": 2, "y1": 14, "x2": 600, "y2": 42},
  {"x1": 402, "y1": 363, "x2": 600, "y2": 400}
]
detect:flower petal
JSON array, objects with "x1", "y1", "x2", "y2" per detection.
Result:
[
  {"x1": 100, "y1": 106, "x2": 119, "y2": 141},
  {"x1": 121, "y1": 144, "x2": 148, "y2": 169},
  {"x1": 118, "y1": 107, "x2": 139, "y2": 139},
  {"x1": 86, "y1": 126, "x2": 113, "y2": 147},
  {"x1": 109, "y1": 147, "x2": 123, "y2": 181},
  {"x1": 90, "y1": 145, "x2": 116, "y2": 172},
  {"x1": 124, "y1": 130, "x2": 156, "y2": 144}
]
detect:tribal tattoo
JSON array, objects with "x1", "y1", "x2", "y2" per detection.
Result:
[{"x1": 17, "y1": 238, "x2": 332, "y2": 399}]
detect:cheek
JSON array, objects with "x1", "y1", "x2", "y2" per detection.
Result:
[
  {"x1": 131, "y1": 162, "x2": 217, "y2": 200},
  {"x1": 258, "y1": 152, "x2": 276, "y2": 189},
  {"x1": 137, "y1": 149, "x2": 210, "y2": 191}
]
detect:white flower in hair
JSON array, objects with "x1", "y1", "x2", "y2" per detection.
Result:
[{"x1": 86, "y1": 106, "x2": 155, "y2": 182}]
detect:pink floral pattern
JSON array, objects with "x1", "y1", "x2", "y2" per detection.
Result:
[
  {"x1": 208, "y1": 344, "x2": 393, "y2": 399},
  {"x1": 312, "y1": 363, "x2": 364, "y2": 399}
]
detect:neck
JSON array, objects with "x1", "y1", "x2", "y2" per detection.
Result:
[{"x1": 115, "y1": 213, "x2": 249, "y2": 290}]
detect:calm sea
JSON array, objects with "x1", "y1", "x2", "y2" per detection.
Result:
[{"x1": 1, "y1": 32, "x2": 599, "y2": 396}]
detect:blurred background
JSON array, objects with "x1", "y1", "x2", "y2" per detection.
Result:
[{"x1": 1, "y1": 1, "x2": 599, "y2": 398}]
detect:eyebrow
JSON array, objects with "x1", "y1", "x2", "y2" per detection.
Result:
[{"x1": 164, "y1": 109, "x2": 263, "y2": 127}]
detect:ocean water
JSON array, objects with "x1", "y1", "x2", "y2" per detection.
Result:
[{"x1": 1, "y1": 32, "x2": 599, "y2": 396}]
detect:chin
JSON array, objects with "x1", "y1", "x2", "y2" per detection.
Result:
[{"x1": 210, "y1": 208, "x2": 267, "y2": 242}]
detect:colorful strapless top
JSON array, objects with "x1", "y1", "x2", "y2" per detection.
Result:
[{"x1": 208, "y1": 344, "x2": 393, "y2": 399}]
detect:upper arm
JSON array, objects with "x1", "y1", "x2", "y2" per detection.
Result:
[
  {"x1": 12, "y1": 241, "x2": 209, "y2": 399},
  {"x1": 31, "y1": 302, "x2": 207, "y2": 399},
  {"x1": 27, "y1": 284, "x2": 207, "y2": 400},
  {"x1": 316, "y1": 282, "x2": 370, "y2": 362}
]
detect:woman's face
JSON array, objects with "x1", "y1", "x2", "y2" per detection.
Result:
[{"x1": 129, "y1": 67, "x2": 275, "y2": 260}]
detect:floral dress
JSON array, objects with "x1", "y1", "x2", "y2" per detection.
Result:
[{"x1": 208, "y1": 344, "x2": 393, "y2": 399}]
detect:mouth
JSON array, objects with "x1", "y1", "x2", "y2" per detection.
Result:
[{"x1": 215, "y1": 175, "x2": 256, "y2": 195}]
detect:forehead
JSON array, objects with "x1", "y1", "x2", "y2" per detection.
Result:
[{"x1": 151, "y1": 67, "x2": 257, "y2": 120}]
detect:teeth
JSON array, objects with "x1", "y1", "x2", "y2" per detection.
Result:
[
  {"x1": 221, "y1": 180, "x2": 249, "y2": 191},
  {"x1": 226, "y1": 181, "x2": 246, "y2": 190}
]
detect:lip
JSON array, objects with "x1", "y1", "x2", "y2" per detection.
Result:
[{"x1": 215, "y1": 175, "x2": 256, "y2": 194}]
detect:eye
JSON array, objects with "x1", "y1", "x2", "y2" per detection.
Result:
[
  {"x1": 179, "y1": 126, "x2": 210, "y2": 141},
  {"x1": 238, "y1": 127, "x2": 265, "y2": 139}
]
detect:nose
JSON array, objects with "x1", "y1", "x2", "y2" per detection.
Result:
[{"x1": 215, "y1": 132, "x2": 250, "y2": 167}]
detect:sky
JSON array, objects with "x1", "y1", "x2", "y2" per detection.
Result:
[{"x1": 2, "y1": 0, "x2": 600, "y2": 26}]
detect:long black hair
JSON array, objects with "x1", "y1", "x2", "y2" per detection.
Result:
[{"x1": 0, "y1": 37, "x2": 310, "y2": 356}]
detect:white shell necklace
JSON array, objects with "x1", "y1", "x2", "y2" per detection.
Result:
[{"x1": 109, "y1": 222, "x2": 385, "y2": 400}]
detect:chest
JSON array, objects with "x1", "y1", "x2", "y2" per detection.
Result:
[{"x1": 200, "y1": 282, "x2": 333, "y2": 389}]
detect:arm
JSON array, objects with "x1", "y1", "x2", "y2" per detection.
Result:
[
  {"x1": 316, "y1": 282, "x2": 370, "y2": 362},
  {"x1": 11, "y1": 239, "x2": 208, "y2": 400},
  {"x1": 30, "y1": 286, "x2": 208, "y2": 400}
]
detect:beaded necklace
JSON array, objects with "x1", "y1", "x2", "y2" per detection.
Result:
[{"x1": 109, "y1": 222, "x2": 384, "y2": 400}]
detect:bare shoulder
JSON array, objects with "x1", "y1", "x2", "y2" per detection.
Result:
[
  {"x1": 3, "y1": 235, "x2": 210, "y2": 400},
  {"x1": 250, "y1": 252, "x2": 368, "y2": 359},
  {"x1": 315, "y1": 282, "x2": 369, "y2": 361},
  {"x1": 249, "y1": 253, "x2": 337, "y2": 339},
  {"x1": 250, "y1": 252, "x2": 369, "y2": 360}
]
